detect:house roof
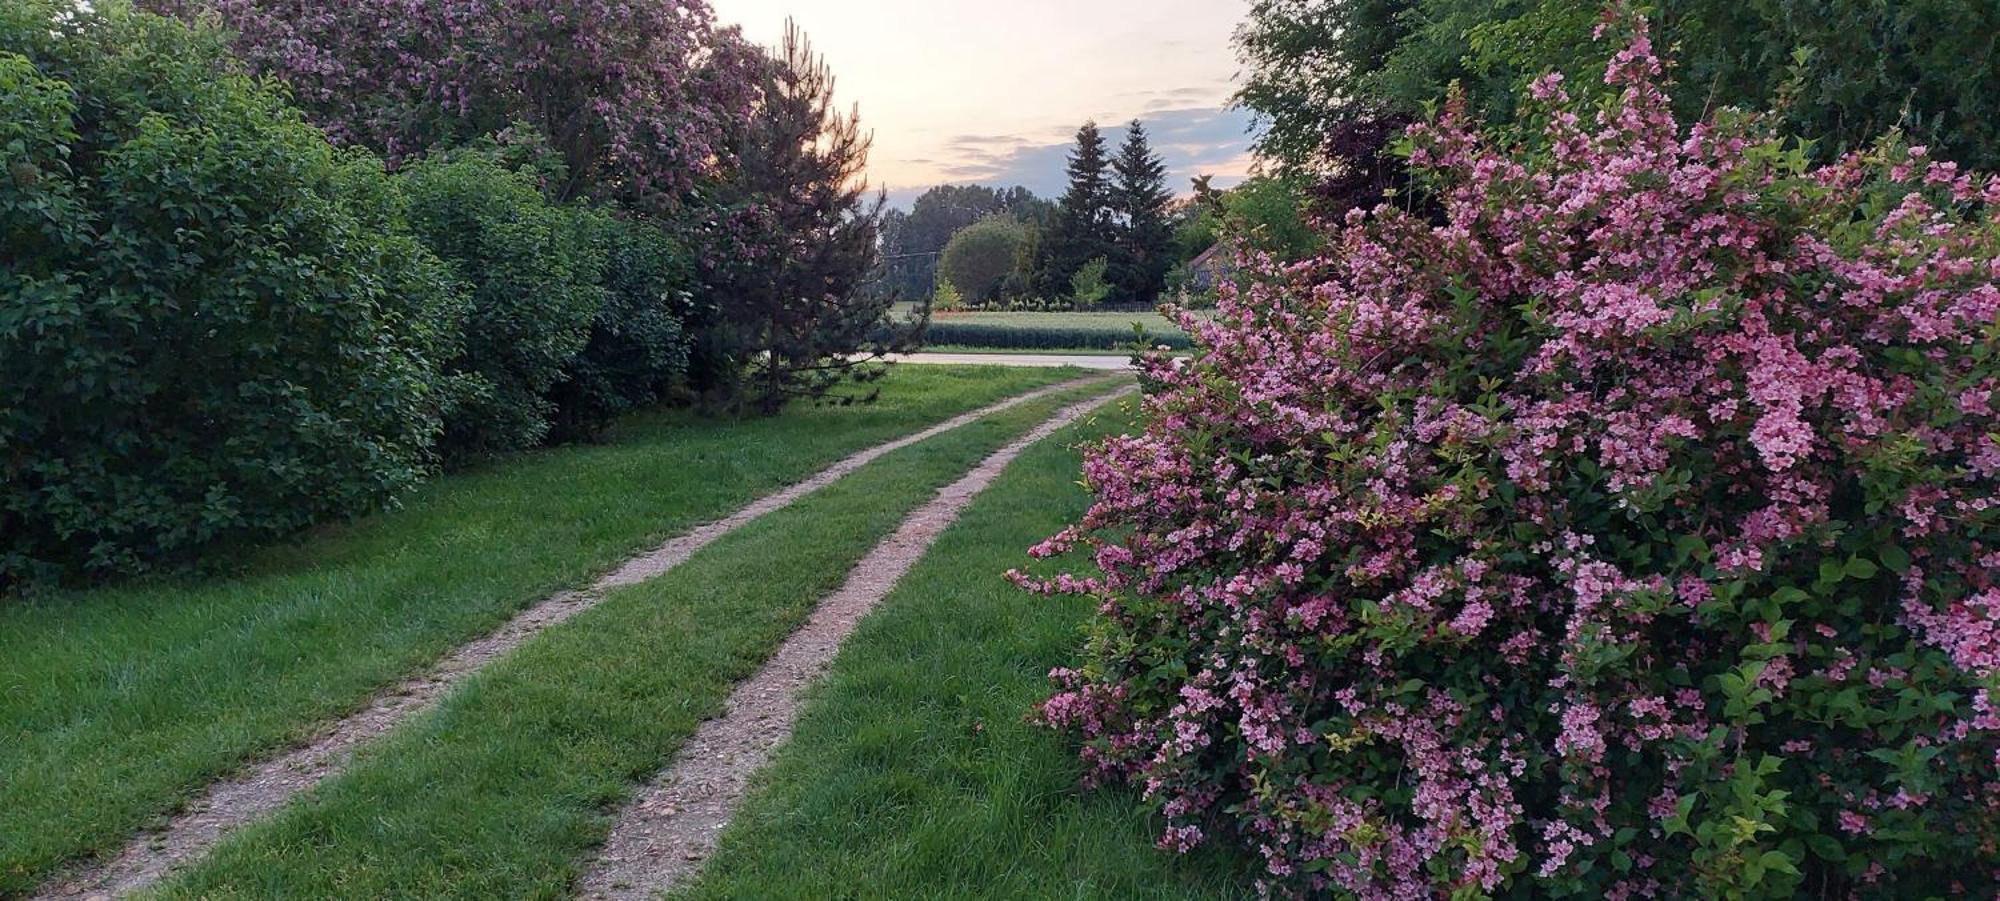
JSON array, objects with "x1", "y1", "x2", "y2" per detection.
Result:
[{"x1": 1188, "y1": 242, "x2": 1231, "y2": 273}]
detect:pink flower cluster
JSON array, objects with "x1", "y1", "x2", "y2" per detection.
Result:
[{"x1": 1020, "y1": 20, "x2": 2000, "y2": 898}]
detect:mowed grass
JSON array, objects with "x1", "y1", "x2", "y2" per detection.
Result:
[
  {"x1": 152, "y1": 378, "x2": 1131, "y2": 899},
  {"x1": 678, "y1": 395, "x2": 1253, "y2": 900},
  {"x1": 924, "y1": 345, "x2": 1191, "y2": 358},
  {"x1": 0, "y1": 365, "x2": 1082, "y2": 895}
]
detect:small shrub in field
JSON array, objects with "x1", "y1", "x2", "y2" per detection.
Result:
[
  {"x1": 1019, "y1": 24, "x2": 2000, "y2": 898},
  {"x1": 1070, "y1": 257, "x2": 1112, "y2": 308},
  {"x1": 399, "y1": 152, "x2": 607, "y2": 459},
  {"x1": 547, "y1": 215, "x2": 697, "y2": 442},
  {"x1": 1, "y1": 3, "x2": 459, "y2": 586},
  {"x1": 931, "y1": 280, "x2": 965, "y2": 313}
]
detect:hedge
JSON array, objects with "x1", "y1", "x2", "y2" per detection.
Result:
[
  {"x1": 546, "y1": 214, "x2": 699, "y2": 442},
  {"x1": 399, "y1": 152, "x2": 607, "y2": 460},
  {"x1": 1, "y1": 3, "x2": 460, "y2": 587}
]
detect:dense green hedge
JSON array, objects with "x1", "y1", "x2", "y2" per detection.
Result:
[
  {"x1": 1, "y1": 3, "x2": 461, "y2": 586},
  {"x1": 547, "y1": 214, "x2": 698, "y2": 442},
  {"x1": 919, "y1": 322, "x2": 1191, "y2": 351},
  {"x1": 399, "y1": 153, "x2": 607, "y2": 460}
]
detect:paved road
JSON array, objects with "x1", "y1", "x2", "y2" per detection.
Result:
[{"x1": 883, "y1": 352, "x2": 1135, "y2": 371}]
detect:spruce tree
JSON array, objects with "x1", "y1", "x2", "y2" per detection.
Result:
[
  {"x1": 698, "y1": 21, "x2": 914, "y2": 413},
  {"x1": 1110, "y1": 120, "x2": 1173, "y2": 305},
  {"x1": 1033, "y1": 121, "x2": 1114, "y2": 300}
]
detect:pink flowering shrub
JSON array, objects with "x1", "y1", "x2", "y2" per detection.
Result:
[
  {"x1": 1016, "y1": 23, "x2": 2000, "y2": 899},
  {"x1": 141, "y1": 0, "x2": 761, "y2": 214}
]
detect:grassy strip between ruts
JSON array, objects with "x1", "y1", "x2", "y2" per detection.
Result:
[
  {"x1": 677, "y1": 394, "x2": 1253, "y2": 900},
  {"x1": 150, "y1": 378, "x2": 1131, "y2": 899},
  {"x1": 0, "y1": 365, "x2": 1082, "y2": 895}
]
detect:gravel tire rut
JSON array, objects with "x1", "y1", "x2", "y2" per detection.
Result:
[
  {"x1": 576, "y1": 385, "x2": 1137, "y2": 900},
  {"x1": 33, "y1": 376, "x2": 1114, "y2": 901}
]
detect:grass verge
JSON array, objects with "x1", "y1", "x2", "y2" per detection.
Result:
[
  {"x1": 0, "y1": 365, "x2": 1081, "y2": 894},
  {"x1": 150, "y1": 379, "x2": 1131, "y2": 898},
  {"x1": 676, "y1": 395, "x2": 1251, "y2": 900}
]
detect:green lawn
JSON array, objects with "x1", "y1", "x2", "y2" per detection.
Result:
[
  {"x1": 885, "y1": 303, "x2": 1200, "y2": 352},
  {"x1": 917, "y1": 312, "x2": 1192, "y2": 352},
  {"x1": 678, "y1": 395, "x2": 1252, "y2": 900},
  {"x1": 0, "y1": 365, "x2": 1082, "y2": 895},
  {"x1": 152, "y1": 378, "x2": 1132, "y2": 898},
  {"x1": 923, "y1": 345, "x2": 1192, "y2": 358}
]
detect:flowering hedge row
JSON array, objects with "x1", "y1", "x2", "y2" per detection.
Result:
[
  {"x1": 137, "y1": 0, "x2": 760, "y2": 215},
  {"x1": 1019, "y1": 24, "x2": 2000, "y2": 898}
]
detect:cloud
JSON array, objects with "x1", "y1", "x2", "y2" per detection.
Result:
[
  {"x1": 896, "y1": 107, "x2": 1258, "y2": 206},
  {"x1": 946, "y1": 134, "x2": 1036, "y2": 147}
]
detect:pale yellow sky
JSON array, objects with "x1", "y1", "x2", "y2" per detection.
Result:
[{"x1": 710, "y1": 0, "x2": 1257, "y2": 205}]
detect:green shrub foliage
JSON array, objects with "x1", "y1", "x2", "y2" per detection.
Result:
[
  {"x1": 1, "y1": 3, "x2": 460, "y2": 586},
  {"x1": 546, "y1": 215, "x2": 698, "y2": 442},
  {"x1": 398, "y1": 152, "x2": 607, "y2": 459},
  {"x1": 1240, "y1": 0, "x2": 2000, "y2": 174}
]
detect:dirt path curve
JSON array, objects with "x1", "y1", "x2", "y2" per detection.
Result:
[
  {"x1": 574, "y1": 384, "x2": 1137, "y2": 900},
  {"x1": 34, "y1": 377, "x2": 1116, "y2": 901}
]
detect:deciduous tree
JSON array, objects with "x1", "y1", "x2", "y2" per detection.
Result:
[
  {"x1": 1237, "y1": 0, "x2": 2000, "y2": 178},
  {"x1": 938, "y1": 216, "x2": 1031, "y2": 304},
  {"x1": 873, "y1": 184, "x2": 1048, "y2": 300},
  {"x1": 141, "y1": 0, "x2": 762, "y2": 215}
]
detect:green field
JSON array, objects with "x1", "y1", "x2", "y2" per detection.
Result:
[
  {"x1": 894, "y1": 307, "x2": 1194, "y2": 351},
  {"x1": 921, "y1": 309, "x2": 1183, "y2": 332}
]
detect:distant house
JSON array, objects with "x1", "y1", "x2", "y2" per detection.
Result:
[{"x1": 1184, "y1": 242, "x2": 1237, "y2": 293}]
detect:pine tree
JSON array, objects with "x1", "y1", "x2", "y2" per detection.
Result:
[
  {"x1": 697, "y1": 21, "x2": 914, "y2": 413},
  {"x1": 1032, "y1": 122, "x2": 1114, "y2": 300},
  {"x1": 1109, "y1": 120, "x2": 1173, "y2": 305}
]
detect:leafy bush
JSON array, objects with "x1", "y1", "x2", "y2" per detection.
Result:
[
  {"x1": 546, "y1": 215, "x2": 697, "y2": 442},
  {"x1": 399, "y1": 152, "x2": 606, "y2": 458},
  {"x1": 1240, "y1": 0, "x2": 2000, "y2": 176},
  {"x1": 1, "y1": 3, "x2": 460, "y2": 587},
  {"x1": 930, "y1": 280, "x2": 966, "y2": 313},
  {"x1": 1069, "y1": 257, "x2": 1113, "y2": 308},
  {"x1": 1174, "y1": 175, "x2": 1327, "y2": 263},
  {"x1": 1020, "y1": 28, "x2": 2000, "y2": 898}
]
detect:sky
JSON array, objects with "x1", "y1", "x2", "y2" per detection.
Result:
[{"x1": 708, "y1": 0, "x2": 1259, "y2": 208}]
